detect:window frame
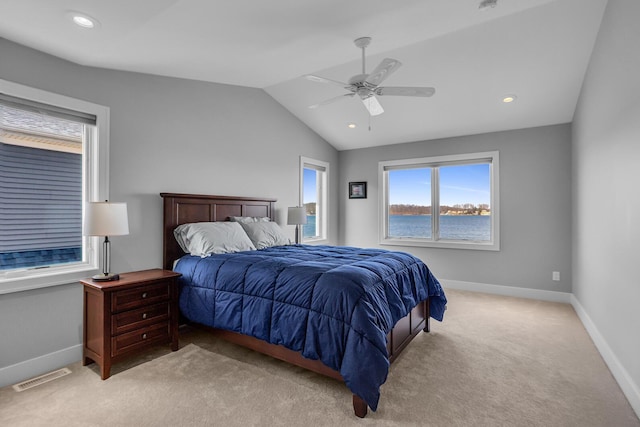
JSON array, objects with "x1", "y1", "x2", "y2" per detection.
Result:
[
  {"x1": 299, "y1": 156, "x2": 329, "y2": 243},
  {"x1": 379, "y1": 151, "x2": 500, "y2": 251},
  {"x1": 0, "y1": 79, "x2": 110, "y2": 294}
]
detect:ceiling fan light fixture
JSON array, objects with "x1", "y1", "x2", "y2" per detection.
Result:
[
  {"x1": 502, "y1": 94, "x2": 517, "y2": 103},
  {"x1": 363, "y1": 96, "x2": 384, "y2": 116}
]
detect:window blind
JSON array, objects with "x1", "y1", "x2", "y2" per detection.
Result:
[
  {"x1": 0, "y1": 142, "x2": 82, "y2": 252},
  {"x1": 0, "y1": 94, "x2": 85, "y2": 269},
  {"x1": 0, "y1": 93, "x2": 96, "y2": 125}
]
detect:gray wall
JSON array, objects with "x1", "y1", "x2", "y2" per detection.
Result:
[
  {"x1": 0, "y1": 38, "x2": 338, "y2": 382},
  {"x1": 572, "y1": 0, "x2": 640, "y2": 411},
  {"x1": 338, "y1": 124, "x2": 573, "y2": 293}
]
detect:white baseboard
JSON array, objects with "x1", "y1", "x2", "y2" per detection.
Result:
[
  {"x1": 441, "y1": 279, "x2": 639, "y2": 419},
  {"x1": 441, "y1": 279, "x2": 572, "y2": 303},
  {"x1": 0, "y1": 344, "x2": 82, "y2": 389},
  {"x1": 570, "y1": 295, "x2": 640, "y2": 418}
]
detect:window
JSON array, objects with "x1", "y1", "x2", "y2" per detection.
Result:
[
  {"x1": 379, "y1": 151, "x2": 499, "y2": 250},
  {"x1": 0, "y1": 79, "x2": 109, "y2": 293},
  {"x1": 300, "y1": 156, "x2": 329, "y2": 242}
]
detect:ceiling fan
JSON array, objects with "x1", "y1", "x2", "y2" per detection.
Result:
[{"x1": 305, "y1": 37, "x2": 435, "y2": 116}]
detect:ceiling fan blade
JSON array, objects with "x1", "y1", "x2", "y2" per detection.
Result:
[
  {"x1": 308, "y1": 93, "x2": 355, "y2": 109},
  {"x1": 304, "y1": 74, "x2": 350, "y2": 88},
  {"x1": 362, "y1": 95, "x2": 384, "y2": 116},
  {"x1": 376, "y1": 86, "x2": 436, "y2": 97},
  {"x1": 365, "y1": 58, "x2": 402, "y2": 87}
]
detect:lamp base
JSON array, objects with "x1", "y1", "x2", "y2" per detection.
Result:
[{"x1": 92, "y1": 273, "x2": 120, "y2": 282}]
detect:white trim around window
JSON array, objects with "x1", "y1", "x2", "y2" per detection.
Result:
[
  {"x1": 379, "y1": 151, "x2": 500, "y2": 251},
  {"x1": 0, "y1": 79, "x2": 110, "y2": 294},
  {"x1": 300, "y1": 156, "x2": 329, "y2": 243}
]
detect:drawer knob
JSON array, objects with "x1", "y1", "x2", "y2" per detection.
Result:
[
  {"x1": 142, "y1": 292, "x2": 147, "y2": 299},
  {"x1": 142, "y1": 313, "x2": 147, "y2": 319},
  {"x1": 142, "y1": 333, "x2": 147, "y2": 339}
]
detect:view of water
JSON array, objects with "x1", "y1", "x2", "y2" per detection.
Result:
[
  {"x1": 390, "y1": 215, "x2": 491, "y2": 241},
  {"x1": 303, "y1": 214, "x2": 491, "y2": 241},
  {"x1": 303, "y1": 215, "x2": 316, "y2": 238}
]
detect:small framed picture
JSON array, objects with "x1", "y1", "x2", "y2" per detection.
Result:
[{"x1": 349, "y1": 182, "x2": 367, "y2": 199}]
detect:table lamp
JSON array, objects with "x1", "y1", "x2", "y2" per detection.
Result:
[
  {"x1": 83, "y1": 201, "x2": 129, "y2": 281},
  {"x1": 287, "y1": 206, "x2": 307, "y2": 244}
]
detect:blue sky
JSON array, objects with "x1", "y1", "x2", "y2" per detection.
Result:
[
  {"x1": 304, "y1": 164, "x2": 490, "y2": 206},
  {"x1": 303, "y1": 168, "x2": 317, "y2": 204},
  {"x1": 389, "y1": 164, "x2": 490, "y2": 206}
]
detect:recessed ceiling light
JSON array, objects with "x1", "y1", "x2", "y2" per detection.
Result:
[
  {"x1": 347, "y1": 123, "x2": 357, "y2": 129},
  {"x1": 502, "y1": 95, "x2": 517, "y2": 103},
  {"x1": 73, "y1": 16, "x2": 94, "y2": 28},
  {"x1": 69, "y1": 12, "x2": 99, "y2": 29}
]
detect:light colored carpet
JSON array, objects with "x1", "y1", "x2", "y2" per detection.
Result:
[{"x1": 0, "y1": 290, "x2": 638, "y2": 426}]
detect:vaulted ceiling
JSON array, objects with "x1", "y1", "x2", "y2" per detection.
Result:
[{"x1": 0, "y1": 0, "x2": 607, "y2": 150}]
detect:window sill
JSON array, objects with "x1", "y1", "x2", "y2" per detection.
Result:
[
  {"x1": 0, "y1": 264, "x2": 98, "y2": 295},
  {"x1": 380, "y1": 238, "x2": 499, "y2": 251},
  {"x1": 302, "y1": 238, "x2": 328, "y2": 244}
]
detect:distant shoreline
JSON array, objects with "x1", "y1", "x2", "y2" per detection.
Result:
[{"x1": 390, "y1": 213, "x2": 491, "y2": 216}]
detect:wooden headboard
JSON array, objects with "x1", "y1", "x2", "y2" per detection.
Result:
[{"x1": 160, "y1": 193, "x2": 277, "y2": 270}]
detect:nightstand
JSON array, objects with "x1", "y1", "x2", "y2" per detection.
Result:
[{"x1": 81, "y1": 269, "x2": 182, "y2": 379}]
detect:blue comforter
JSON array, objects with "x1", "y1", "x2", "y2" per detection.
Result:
[{"x1": 174, "y1": 244, "x2": 446, "y2": 410}]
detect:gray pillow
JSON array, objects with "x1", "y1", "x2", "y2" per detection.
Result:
[
  {"x1": 174, "y1": 222, "x2": 256, "y2": 256},
  {"x1": 239, "y1": 222, "x2": 291, "y2": 249}
]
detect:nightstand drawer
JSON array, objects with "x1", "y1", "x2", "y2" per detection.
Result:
[
  {"x1": 111, "y1": 283, "x2": 170, "y2": 312},
  {"x1": 112, "y1": 302, "x2": 170, "y2": 335},
  {"x1": 111, "y1": 322, "x2": 170, "y2": 357}
]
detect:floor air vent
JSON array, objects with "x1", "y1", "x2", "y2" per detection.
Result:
[{"x1": 12, "y1": 368, "x2": 72, "y2": 392}]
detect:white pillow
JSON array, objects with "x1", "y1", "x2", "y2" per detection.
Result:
[
  {"x1": 173, "y1": 222, "x2": 256, "y2": 256},
  {"x1": 239, "y1": 222, "x2": 291, "y2": 249},
  {"x1": 229, "y1": 216, "x2": 271, "y2": 223}
]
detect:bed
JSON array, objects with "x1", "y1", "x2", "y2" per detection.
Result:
[{"x1": 160, "y1": 193, "x2": 446, "y2": 417}]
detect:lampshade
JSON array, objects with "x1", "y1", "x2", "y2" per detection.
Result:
[
  {"x1": 83, "y1": 202, "x2": 129, "y2": 236},
  {"x1": 287, "y1": 206, "x2": 308, "y2": 225}
]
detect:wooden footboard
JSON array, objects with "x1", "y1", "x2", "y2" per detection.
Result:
[{"x1": 387, "y1": 298, "x2": 430, "y2": 364}]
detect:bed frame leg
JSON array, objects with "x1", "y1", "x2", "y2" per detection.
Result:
[
  {"x1": 353, "y1": 394, "x2": 368, "y2": 418},
  {"x1": 423, "y1": 299, "x2": 431, "y2": 333}
]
